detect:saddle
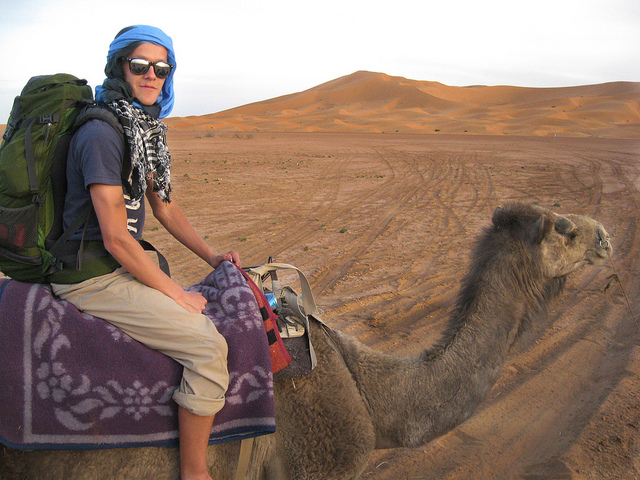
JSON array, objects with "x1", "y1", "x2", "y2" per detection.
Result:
[{"x1": 244, "y1": 260, "x2": 321, "y2": 380}]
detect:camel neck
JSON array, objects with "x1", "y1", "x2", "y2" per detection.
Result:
[{"x1": 342, "y1": 258, "x2": 538, "y2": 450}]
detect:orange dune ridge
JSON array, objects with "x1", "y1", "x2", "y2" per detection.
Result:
[{"x1": 166, "y1": 71, "x2": 640, "y2": 138}]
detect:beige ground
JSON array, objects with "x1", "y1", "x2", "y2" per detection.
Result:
[{"x1": 150, "y1": 129, "x2": 640, "y2": 480}]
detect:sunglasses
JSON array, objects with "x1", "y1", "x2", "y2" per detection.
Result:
[{"x1": 124, "y1": 58, "x2": 173, "y2": 79}]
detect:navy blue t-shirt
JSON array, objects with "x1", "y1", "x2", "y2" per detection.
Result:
[{"x1": 64, "y1": 119, "x2": 145, "y2": 241}]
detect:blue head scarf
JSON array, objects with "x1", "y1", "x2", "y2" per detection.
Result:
[{"x1": 95, "y1": 25, "x2": 176, "y2": 118}]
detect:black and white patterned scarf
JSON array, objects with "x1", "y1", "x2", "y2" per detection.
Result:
[{"x1": 109, "y1": 99, "x2": 172, "y2": 202}]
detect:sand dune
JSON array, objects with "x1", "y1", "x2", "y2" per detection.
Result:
[{"x1": 166, "y1": 71, "x2": 640, "y2": 138}]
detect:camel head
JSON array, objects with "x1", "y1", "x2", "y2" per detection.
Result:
[{"x1": 491, "y1": 203, "x2": 612, "y2": 278}]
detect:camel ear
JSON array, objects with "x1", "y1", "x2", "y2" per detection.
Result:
[
  {"x1": 492, "y1": 206, "x2": 507, "y2": 227},
  {"x1": 554, "y1": 216, "x2": 577, "y2": 237},
  {"x1": 528, "y1": 215, "x2": 552, "y2": 244}
]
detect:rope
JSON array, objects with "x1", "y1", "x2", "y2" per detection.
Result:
[{"x1": 604, "y1": 251, "x2": 639, "y2": 335}]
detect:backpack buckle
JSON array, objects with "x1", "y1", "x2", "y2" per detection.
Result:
[{"x1": 38, "y1": 114, "x2": 57, "y2": 124}]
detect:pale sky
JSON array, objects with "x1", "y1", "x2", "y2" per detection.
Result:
[{"x1": 1, "y1": 0, "x2": 638, "y2": 120}]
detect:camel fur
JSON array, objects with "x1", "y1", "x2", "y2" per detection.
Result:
[{"x1": 0, "y1": 203, "x2": 612, "y2": 480}]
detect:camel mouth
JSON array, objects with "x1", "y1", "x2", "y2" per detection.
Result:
[
  {"x1": 593, "y1": 250, "x2": 609, "y2": 261},
  {"x1": 588, "y1": 245, "x2": 611, "y2": 264},
  {"x1": 584, "y1": 237, "x2": 611, "y2": 265}
]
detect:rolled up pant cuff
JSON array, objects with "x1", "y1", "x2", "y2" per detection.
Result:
[{"x1": 173, "y1": 391, "x2": 226, "y2": 417}]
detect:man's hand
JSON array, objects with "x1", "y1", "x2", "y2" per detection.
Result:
[
  {"x1": 210, "y1": 251, "x2": 241, "y2": 269},
  {"x1": 176, "y1": 290, "x2": 208, "y2": 314}
]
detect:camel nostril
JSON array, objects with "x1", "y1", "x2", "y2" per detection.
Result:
[{"x1": 597, "y1": 228, "x2": 611, "y2": 251}]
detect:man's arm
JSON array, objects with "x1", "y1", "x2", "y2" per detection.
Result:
[{"x1": 89, "y1": 183, "x2": 207, "y2": 313}]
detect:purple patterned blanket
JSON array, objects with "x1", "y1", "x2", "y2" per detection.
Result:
[{"x1": 0, "y1": 262, "x2": 275, "y2": 450}]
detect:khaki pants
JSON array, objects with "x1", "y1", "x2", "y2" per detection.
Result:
[{"x1": 52, "y1": 267, "x2": 229, "y2": 417}]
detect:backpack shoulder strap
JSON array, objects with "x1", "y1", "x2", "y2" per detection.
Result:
[
  {"x1": 75, "y1": 104, "x2": 131, "y2": 184},
  {"x1": 74, "y1": 104, "x2": 125, "y2": 140}
]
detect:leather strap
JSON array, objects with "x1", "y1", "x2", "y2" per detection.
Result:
[
  {"x1": 234, "y1": 437, "x2": 254, "y2": 480},
  {"x1": 245, "y1": 262, "x2": 319, "y2": 317}
]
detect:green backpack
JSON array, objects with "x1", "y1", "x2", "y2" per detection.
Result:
[{"x1": 0, "y1": 74, "x2": 124, "y2": 283}]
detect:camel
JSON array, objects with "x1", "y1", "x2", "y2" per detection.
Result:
[{"x1": 0, "y1": 203, "x2": 612, "y2": 480}]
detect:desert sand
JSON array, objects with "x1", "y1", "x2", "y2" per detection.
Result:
[
  {"x1": 3, "y1": 72, "x2": 640, "y2": 478},
  {"x1": 154, "y1": 131, "x2": 639, "y2": 480}
]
